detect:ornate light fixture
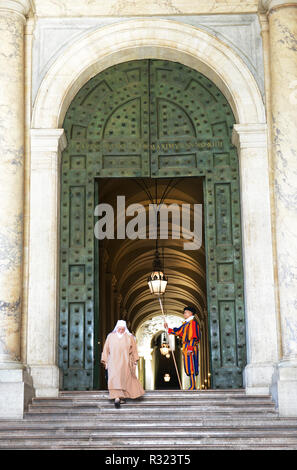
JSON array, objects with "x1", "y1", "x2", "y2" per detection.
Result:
[
  {"x1": 133, "y1": 178, "x2": 174, "y2": 297},
  {"x1": 138, "y1": 178, "x2": 182, "y2": 389},
  {"x1": 147, "y1": 249, "x2": 168, "y2": 296},
  {"x1": 160, "y1": 342, "x2": 170, "y2": 356}
]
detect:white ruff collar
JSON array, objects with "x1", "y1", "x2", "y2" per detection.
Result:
[{"x1": 184, "y1": 315, "x2": 194, "y2": 323}]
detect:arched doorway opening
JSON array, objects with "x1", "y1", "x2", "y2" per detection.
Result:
[
  {"x1": 30, "y1": 20, "x2": 276, "y2": 399},
  {"x1": 58, "y1": 58, "x2": 246, "y2": 391},
  {"x1": 96, "y1": 176, "x2": 209, "y2": 390},
  {"x1": 151, "y1": 331, "x2": 182, "y2": 390},
  {"x1": 135, "y1": 313, "x2": 207, "y2": 391}
]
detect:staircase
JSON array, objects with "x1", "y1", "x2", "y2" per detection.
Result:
[{"x1": 1, "y1": 390, "x2": 297, "y2": 449}]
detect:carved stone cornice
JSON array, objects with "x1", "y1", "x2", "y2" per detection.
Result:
[
  {"x1": 260, "y1": 0, "x2": 297, "y2": 13},
  {"x1": 0, "y1": 0, "x2": 32, "y2": 18},
  {"x1": 34, "y1": 0, "x2": 259, "y2": 17},
  {"x1": 30, "y1": 129, "x2": 67, "y2": 154},
  {"x1": 232, "y1": 124, "x2": 268, "y2": 150},
  {"x1": 258, "y1": 11, "x2": 269, "y2": 33},
  {"x1": 30, "y1": 129, "x2": 67, "y2": 171}
]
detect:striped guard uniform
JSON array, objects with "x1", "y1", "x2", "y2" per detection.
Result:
[{"x1": 168, "y1": 318, "x2": 201, "y2": 390}]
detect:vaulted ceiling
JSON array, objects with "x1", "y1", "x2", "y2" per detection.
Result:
[{"x1": 98, "y1": 177, "x2": 207, "y2": 333}]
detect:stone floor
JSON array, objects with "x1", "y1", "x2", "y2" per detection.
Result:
[{"x1": 0, "y1": 390, "x2": 297, "y2": 449}]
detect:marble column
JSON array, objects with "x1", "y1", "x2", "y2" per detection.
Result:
[
  {"x1": 0, "y1": 0, "x2": 34, "y2": 418},
  {"x1": 144, "y1": 350, "x2": 154, "y2": 390},
  {"x1": 232, "y1": 124, "x2": 279, "y2": 395},
  {"x1": 27, "y1": 129, "x2": 67, "y2": 397},
  {"x1": 262, "y1": 0, "x2": 297, "y2": 416}
]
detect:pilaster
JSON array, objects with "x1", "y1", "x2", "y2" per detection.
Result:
[
  {"x1": 260, "y1": 0, "x2": 297, "y2": 416},
  {"x1": 0, "y1": 0, "x2": 34, "y2": 418},
  {"x1": 232, "y1": 124, "x2": 278, "y2": 395},
  {"x1": 27, "y1": 129, "x2": 67, "y2": 397}
]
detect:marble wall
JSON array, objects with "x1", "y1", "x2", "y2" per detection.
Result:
[
  {"x1": 0, "y1": 0, "x2": 35, "y2": 419},
  {"x1": 29, "y1": 16, "x2": 275, "y2": 405},
  {"x1": 33, "y1": 0, "x2": 259, "y2": 17},
  {"x1": 32, "y1": 14, "x2": 265, "y2": 103},
  {"x1": 1, "y1": 0, "x2": 296, "y2": 418},
  {"x1": 267, "y1": 2, "x2": 297, "y2": 416}
]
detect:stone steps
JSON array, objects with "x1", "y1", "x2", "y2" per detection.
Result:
[
  {"x1": 1, "y1": 436, "x2": 297, "y2": 450},
  {"x1": 22, "y1": 414, "x2": 290, "y2": 423},
  {"x1": 31, "y1": 397, "x2": 275, "y2": 405},
  {"x1": 0, "y1": 390, "x2": 297, "y2": 449},
  {"x1": 59, "y1": 390, "x2": 246, "y2": 397},
  {"x1": 29, "y1": 401, "x2": 275, "y2": 411},
  {"x1": 0, "y1": 421, "x2": 297, "y2": 430},
  {"x1": 27, "y1": 407, "x2": 277, "y2": 414},
  {"x1": 27, "y1": 392, "x2": 276, "y2": 414},
  {"x1": 1, "y1": 417, "x2": 296, "y2": 428},
  {"x1": 23, "y1": 412, "x2": 280, "y2": 422},
  {"x1": 1, "y1": 427, "x2": 297, "y2": 437}
]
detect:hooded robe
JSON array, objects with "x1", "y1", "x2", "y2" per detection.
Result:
[{"x1": 101, "y1": 331, "x2": 144, "y2": 400}]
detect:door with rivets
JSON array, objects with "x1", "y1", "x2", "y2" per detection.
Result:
[
  {"x1": 149, "y1": 60, "x2": 246, "y2": 388},
  {"x1": 59, "y1": 59, "x2": 246, "y2": 390},
  {"x1": 59, "y1": 61, "x2": 150, "y2": 390}
]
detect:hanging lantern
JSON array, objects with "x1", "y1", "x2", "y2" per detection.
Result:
[
  {"x1": 165, "y1": 353, "x2": 170, "y2": 359},
  {"x1": 164, "y1": 373, "x2": 171, "y2": 383},
  {"x1": 160, "y1": 343, "x2": 170, "y2": 356},
  {"x1": 148, "y1": 271, "x2": 167, "y2": 295},
  {"x1": 147, "y1": 250, "x2": 168, "y2": 296}
]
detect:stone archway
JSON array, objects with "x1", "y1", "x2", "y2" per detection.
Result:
[
  {"x1": 135, "y1": 314, "x2": 185, "y2": 390},
  {"x1": 32, "y1": 19, "x2": 265, "y2": 127},
  {"x1": 28, "y1": 19, "x2": 277, "y2": 397}
]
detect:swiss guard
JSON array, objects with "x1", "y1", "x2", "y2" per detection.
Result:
[{"x1": 164, "y1": 306, "x2": 201, "y2": 390}]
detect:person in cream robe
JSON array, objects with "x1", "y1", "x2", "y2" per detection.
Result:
[{"x1": 101, "y1": 320, "x2": 145, "y2": 408}]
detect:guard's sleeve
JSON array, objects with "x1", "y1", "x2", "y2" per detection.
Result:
[{"x1": 168, "y1": 324, "x2": 183, "y2": 337}]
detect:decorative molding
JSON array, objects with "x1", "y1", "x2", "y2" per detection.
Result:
[
  {"x1": 258, "y1": 12, "x2": 269, "y2": 34},
  {"x1": 0, "y1": 0, "x2": 32, "y2": 18},
  {"x1": 260, "y1": 0, "x2": 297, "y2": 12},
  {"x1": 32, "y1": 15, "x2": 265, "y2": 102},
  {"x1": 30, "y1": 129, "x2": 67, "y2": 153},
  {"x1": 232, "y1": 123, "x2": 268, "y2": 149},
  {"x1": 30, "y1": 129, "x2": 67, "y2": 170},
  {"x1": 32, "y1": 19, "x2": 266, "y2": 129},
  {"x1": 33, "y1": 0, "x2": 259, "y2": 17}
]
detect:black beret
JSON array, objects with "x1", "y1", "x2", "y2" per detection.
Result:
[{"x1": 183, "y1": 306, "x2": 196, "y2": 315}]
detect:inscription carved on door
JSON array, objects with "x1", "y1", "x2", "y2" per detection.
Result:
[{"x1": 60, "y1": 60, "x2": 246, "y2": 390}]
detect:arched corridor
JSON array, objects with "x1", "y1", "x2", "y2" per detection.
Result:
[{"x1": 97, "y1": 177, "x2": 210, "y2": 391}]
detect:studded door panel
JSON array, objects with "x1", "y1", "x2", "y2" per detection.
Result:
[
  {"x1": 60, "y1": 60, "x2": 246, "y2": 390},
  {"x1": 149, "y1": 60, "x2": 246, "y2": 388},
  {"x1": 60, "y1": 61, "x2": 150, "y2": 390}
]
